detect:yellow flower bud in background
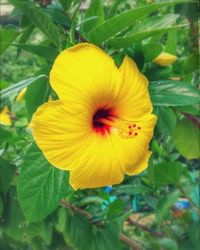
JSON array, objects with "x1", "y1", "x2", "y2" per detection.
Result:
[
  {"x1": 0, "y1": 106, "x2": 11, "y2": 126},
  {"x1": 15, "y1": 87, "x2": 27, "y2": 102},
  {"x1": 153, "y1": 52, "x2": 177, "y2": 66}
]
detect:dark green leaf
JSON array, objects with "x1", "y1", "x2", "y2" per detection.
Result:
[
  {"x1": 149, "y1": 80, "x2": 200, "y2": 106},
  {"x1": 0, "y1": 28, "x2": 19, "y2": 55},
  {"x1": 18, "y1": 143, "x2": 69, "y2": 223},
  {"x1": 0, "y1": 158, "x2": 14, "y2": 196},
  {"x1": 82, "y1": 0, "x2": 105, "y2": 33},
  {"x1": 0, "y1": 125, "x2": 12, "y2": 145},
  {"x1": 88, "y1": 0, "x2": 194, "y2": 44},
  {"x1": 108, "y1": 0, "x2": 122, "y2": 18},
  {"x1": 108, "y1": 199, "x2": 124, "y2": 218},
  {"x1": 9, "y1": 0, "x2": 61, "y2": 48},
  {"x1": 173, "y1": 118, "x2": 200, "y2": 159},
  {"x1": 25, "y1": 77, "x2": 49, "y2": 121},
  {"x1": 0, "y1": 75, "x2": 47, "y2": 100}
]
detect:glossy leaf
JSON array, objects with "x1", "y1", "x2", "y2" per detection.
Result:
[
  {"x1": 173, "y1": 118, "x2": 200, "y2": 159},
  {"x1": 88, "y1": 0, "x2": 194, "y2": 44},
  {"x1": 149, "y1": 80, "x2": 200, "y2": 106},
  {"x1": 0, "y1": 75, "x2": 47, "y2": 100},
  {"x1": 18, "y1": 143, "x2": 69, "y2": 223}
]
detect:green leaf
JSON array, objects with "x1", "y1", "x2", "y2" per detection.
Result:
[
  {"x1": 158, "y1": 238, "x2": 178, "y2": 250},
  {"x1": 108, "y1": 0, "x2": 122, "y2": 18},
  {"x1": 108, "y1": 14, "x2": 180, "y2": 49},
  {"x1": 64, "y1": 213, "x2": 92, "y2": 250},
  {"x1": 148, "y1": 161, "x2": 186, "y2": 187},
  {"x1": 155, "y1": 106, "x2": 177, "y2": 135},
  {"x1": 143, "y1": 43, "x2": 163, "y2": 62},
  {"x1": 173, "y1": 118, "x2": 200, "y2": 159},
  {"x1": 25, "y1": 77, "x2": 49, "y2": 121},
  {"x1": 18, "y1": 143, "x2": 69, "y2": 223},
  {"x1": 108, "y1": 199, "x2": 124, "y2": 218},
  {"x1": 0, "y1": 75, "x2": 47, "y2": 100},
  {"x1": 12, "y1": 43, "x2": 58, "y2": 62},
  {"x1": 88, "y1": 0, "x2": 194, "y2": 44},
  {"x1": 91, "y1": 222, "x2": 121, "y2": 250},
  {"x1": 166, "y1": 29, "x2": 177, "y2": 55},
  {"x1": 0, "y1": 158, "x2": 15, "y2": 196},
  {"x1": 149, "y1": 80, "x2": 200, "y2": 106},
  {"x1": 4, "y1": 187, "x2": 53, "y2": 244},
  {"x1": 9, "y1": 0, "x2": 61, "y2": 49},
  {"x1": 156, "y1": 190, "x2": 179, "y2": 223},
  {"x1": 0, "y1": 195, "x2": 3, "y2": 218},
  {"x1": 0, "y1": 125, "x2": 12, "y2": 145},
  {"x1": 183, "y1": 53, "x2": 199, "y2": 74},
  {"x1": 82, "y1": 0, "x2": 105, "y2": 33},
  {"x1": 58, "y1": 0, "x2": 72, "y2": 11},
  {"x1": 0, "y1": 28, "x2": 19, "y2": 55},
  {"x1": 17, "y1": 25, "x2": 34, "y2": 56}
]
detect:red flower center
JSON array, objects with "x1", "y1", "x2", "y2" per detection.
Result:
[{"x1": 93, "y1": 108, "x2": 114, "y2": 135}]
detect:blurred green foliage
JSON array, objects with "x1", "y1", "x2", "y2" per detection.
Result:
[{"x1": 0, "y1": 0, "x2": 199, "y2": 250}]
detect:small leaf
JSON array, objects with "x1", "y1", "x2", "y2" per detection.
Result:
[
  {"x1": 166, "y1": 29, "x2": 177, "y2": 55},
  {"x1": 143, "y1": 43, "x2": 163, "y2": 62},
  {"x1": 148, "y1": 161, "x2": 186, "y2": 187},
  {"x1": 155, "y1": 106, "x2": 177, "y2": 135},
  {"x1": 156, "y1": 191, "x2": 179, "y2": 223},
  {"x1": 25, "y1": 77, "x2": 49, "y2": 121},
  {"x1": 158, "y1": 238, "x2": 178, "y2": 250},
  {"x1": 9, "y1": 0, "x2": 61, "y2": 48},
  {"x1": 18, "y1": 143, "x2": 69, "y2": 223},
  {"x1": 0, "y1": 75, "x2": 47, "y2": 100},
  {"x1": 58, "y1": 0, "x2": 72, "y2": 11},
  {"x1": 149, "y1": 80, "x2": 200, "y2": 106},
  {"x1": 13, "y1": 43, "x2": 58, "y2": 62},
  {"x1": 173, "y1": 118, "x2": 200, "y2": 159},
  {"x1": 0, "y1": 28, "x2": 19, "y2": 55},
  {"x1": 82, "y1": 0, "x2": 105, "y2": 33}
]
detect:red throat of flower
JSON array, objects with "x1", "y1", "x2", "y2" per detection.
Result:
[{"x1": 93, "y1": 108, "x2": 115, "y2": 135}]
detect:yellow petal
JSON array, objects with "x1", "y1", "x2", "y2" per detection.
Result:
[
  {"x1": 109, "y1": 114, "x2": 157, "y2": 174},
  {"x1": 69, "y1": 135, "x2": 124, "y2": 190},
  {"x1": 117, "y1": 56, "x2": 153, "y2": 120},
  {"x1": 125, "y1": 151, "x2": 152, "y2": 175},
  {"x1": 153, "y1": 52, "x2": 177, "y2": 66},
  {"x1": 0, "y1": 106, "x2": 11, "y2": 126},
  {"x1": 50, "y1": 43, "x2": 120, "y2": 108},
  {"x1": 30, "y1": 100, "x2": 93, "y2": 170}
]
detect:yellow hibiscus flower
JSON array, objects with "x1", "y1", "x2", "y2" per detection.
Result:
[{"x1": 31, "y1": 43, "x2": 157, "y2": 190}]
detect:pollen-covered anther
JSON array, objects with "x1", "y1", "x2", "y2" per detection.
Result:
[{"x1": 117, "y1": 119, "x2": 141, "y2": 139}]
